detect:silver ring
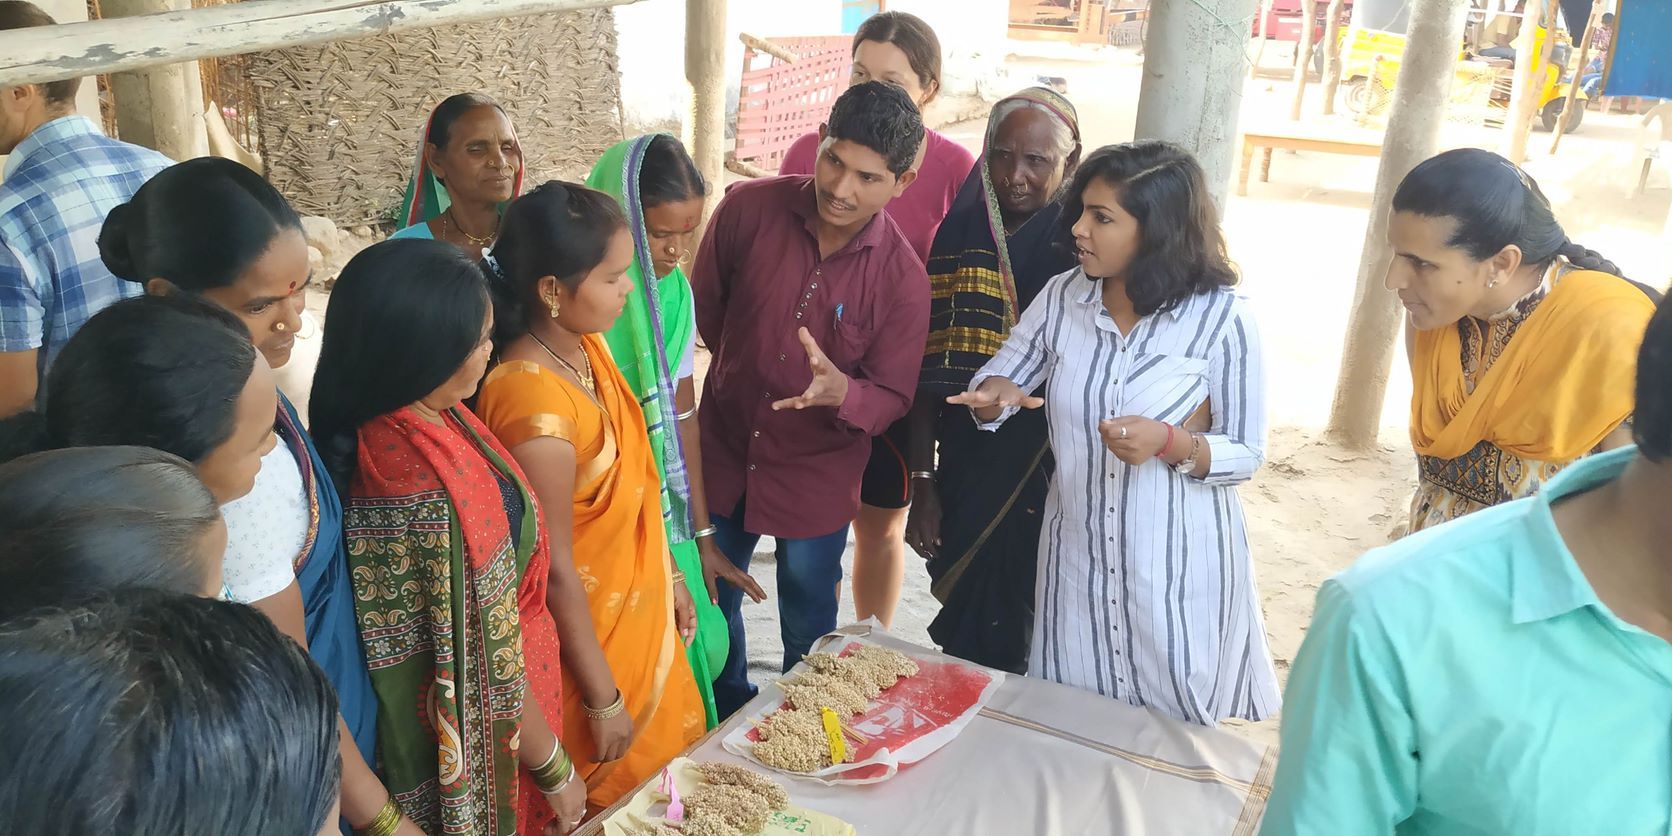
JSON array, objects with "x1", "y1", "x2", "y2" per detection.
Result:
[{"x1": 1120, "y1": 425, "x2": 1128, "y2": 439}]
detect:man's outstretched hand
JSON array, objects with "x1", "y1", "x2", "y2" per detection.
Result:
[{"x1": 772, "y1": 327, "x2": 851, "y2": 411}]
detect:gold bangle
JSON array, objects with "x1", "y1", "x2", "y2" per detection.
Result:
[
  {"x1": 583, "y1": 690, "x2": 626, "y2": 721},
  {"x1": 357, "y1": 798, "x2": 402, "y2": 836}
]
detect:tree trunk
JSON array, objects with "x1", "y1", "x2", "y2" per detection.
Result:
[
  {"x1": 686, "y1": 0, "x2": 727, "y2": 237},
  {"x1": 1321, "y1": 0, "x2": 1346, "y2": 115},
  {"x1": 103, "y1": 0, "x2": 208, "y2": 160},
  {"x1": 1325, "y1": 0, "x2": 1469, "y2": 449},
  {"x1": 1500, "y1": 0, "x2": 1545, "y2": 162},
  {"x1": 1135, "y1": 0, "x2": 1262, "y2": 209},
  {"x1": 1289, "y1": 0, "x2": 1319, "y2": 119}
]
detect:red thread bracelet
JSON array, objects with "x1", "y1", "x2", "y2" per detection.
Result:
[{"x1": 1158, "y1": 422, "x2": 1176, "y2": 459}]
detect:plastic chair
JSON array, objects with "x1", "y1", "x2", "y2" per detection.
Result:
[{"x1": 1633, "y1": 102, "x2": 1672, "y2": 196}]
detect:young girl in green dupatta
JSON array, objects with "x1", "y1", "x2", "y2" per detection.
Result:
[
  {"x1": 391, "y1": 93, "x2": 524, "y2": 253},
  {"x1": 585, "y1": 135, "x2": 764, "y2": 726}
]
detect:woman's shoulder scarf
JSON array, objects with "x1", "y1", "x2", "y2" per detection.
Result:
[
  {"x1": 586, "y1": 134, "x2": 695, "y2": 544},
  {"x1": 921, "y1": 87, "x2": 1080, "y2": 395},
  {"x1": 1410, "y1": 269, "x2": 1656, "y2": 462},
  {"x1": 346, "y1": 405, "x2": 545, "y2": 835},
  {"x1": 398, "y1": 102, "x2": 526, "y2": 228}
]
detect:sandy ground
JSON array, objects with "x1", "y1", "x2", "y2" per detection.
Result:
[{"x1": 289, "y1": 41, "x2": 1670, "y2": 746}]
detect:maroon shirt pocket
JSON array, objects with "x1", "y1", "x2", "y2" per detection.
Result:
[{"x1": 826, "y1": 317, "x2": 874, "y2": 373}]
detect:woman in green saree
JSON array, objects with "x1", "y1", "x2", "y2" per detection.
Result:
[{"x1": 585, "y1": 135, "x2": 763, "y2": 725}]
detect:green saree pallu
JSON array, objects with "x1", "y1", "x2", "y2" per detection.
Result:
[{"x1": 587, "y1": 134, "x2": 727, "y2": 727}]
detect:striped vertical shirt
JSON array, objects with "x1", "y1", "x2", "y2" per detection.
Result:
[{"x1": 971, "y1": 267, "x2": 1281, "y2": 724}]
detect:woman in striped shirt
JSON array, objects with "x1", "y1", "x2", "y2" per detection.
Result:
[{"x1": 949, "y1": 142, "x2": 1279, "y2": 725}]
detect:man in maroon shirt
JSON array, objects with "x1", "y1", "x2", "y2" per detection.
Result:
[{"x1": 693, "y1": 81, "x2": 931, "y2": 717}]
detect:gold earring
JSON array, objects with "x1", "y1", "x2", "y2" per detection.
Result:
[{"x1": 547, "y1": 296, "x2": 560, "y2": 319}]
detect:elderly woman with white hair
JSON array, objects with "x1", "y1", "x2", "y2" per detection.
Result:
[{"x1": 905, "y1": 87, "x2": 1083, "y2": 674}]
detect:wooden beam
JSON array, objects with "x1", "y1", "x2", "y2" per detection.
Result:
[
  {"x1": 0, "y1": 0, "x2": 646, "y2": 87},
  {"x1": 1548, "y1": 0, "x2": 1603, "y2": 154},
  {"x1": 740, "y1": 32, "x2": 798, "y2": 64}
]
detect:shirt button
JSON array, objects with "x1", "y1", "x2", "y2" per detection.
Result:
[
  {"x1": 810, "y1": 282, "x2": 819, "y2": 289},
  {"x1": 778, "y1": 353, "x2": 786, "y2": 361},
  {"x1": 762, "y1": 392, "x2": 770, "y2": 399},
  {"x1": 795, "y1": 312, "x2": 802, "y2": 319},
  {"x1": 752, "y1": 430, "x2": 761, "y2": 438},
  {"x1": 815, "y1": 269, "x2": 822, "y2": 275}
]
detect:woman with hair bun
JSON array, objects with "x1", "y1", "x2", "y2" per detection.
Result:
[
  {"x1": 1387, "y1": 148, "x2": 1660, "y2": 534},
  {"x1": 0, "y1": 293, "x2": 276, "y2": 505},
  {"x1": 98, "y1": 157, "x2": 412, "y2": 836}
]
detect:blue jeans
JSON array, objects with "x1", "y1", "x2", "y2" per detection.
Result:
[{"x1": 710, "y1": 499, "x2": 850, "y2": 720}]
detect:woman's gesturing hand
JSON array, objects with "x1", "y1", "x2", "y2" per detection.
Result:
[
  {"x1": 1099, "y1": 416, "x2": 1172, "y2": 466},
  {"x1": 587, "y1": 697, "x2": 633, "y2": 763},
  {"x1": 945, "y1": 377, "x2": 1044, "y2": 411},
  {"x1": 698, "y1": 537, "x2": 765, "y2": 604}
]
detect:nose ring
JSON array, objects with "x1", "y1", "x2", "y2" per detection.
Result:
[{"x1": 275, "y1": 321, "x2": 288, "y2": 333}]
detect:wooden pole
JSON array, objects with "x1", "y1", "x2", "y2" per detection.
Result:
[
  {"x1": 1250, "y1": 0, "x2": 1276, "y2": 78},
  {"x1": 103, "y1": 0, "x2": 208, "y2": 160},
  {"x1": 1325, "y1": 0, "x2": 1469, "y2": 449},
  {"x1": 686, "y1": 0, "x2": 726, "y2": 236},
  {"x1": 1548, "y1": 0, "x2": 1601, "y2": 153},
  {"x1": 1289, "y1": 0, "x2": 1319, "y2": 119},
  {"x1": 1500, "y1": 0, "x2": 1545, "y2": 162},
  {"x1": 0, "y1": 0, "x2": 646, "y2": 87},
  {"x1": 1135, "y1": 0, "x2": 1261, "y2": 209},
  {"x1": 1320, "y1": 0, "x2": 1346, "y2": 115}
]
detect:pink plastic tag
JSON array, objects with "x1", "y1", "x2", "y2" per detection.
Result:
[{"x1": 660, "y1": 767, "x2": 685, "y2": 823}]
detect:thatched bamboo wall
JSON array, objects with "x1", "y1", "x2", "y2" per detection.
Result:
[{"x1": 249, "y1": 8, "x2": 623, "y2": 225}]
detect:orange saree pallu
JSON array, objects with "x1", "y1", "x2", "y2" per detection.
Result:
[{"x1": 478, "y1": 333, "x2": 703, "y2": 807}]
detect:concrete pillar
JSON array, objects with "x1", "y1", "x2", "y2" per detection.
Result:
[
  {"x1": 1325, "y1": 0, "x2": 1469, "y2": 448},
  {"x1": 1133, "y1": 0, "x2": 1261, "y2": 209},
  {"x1": 685, "y1": 0, "x2": 727, "y2": 234},
  {"x1": 101, "y1": 0, "x2": 208, "y2": 160}
]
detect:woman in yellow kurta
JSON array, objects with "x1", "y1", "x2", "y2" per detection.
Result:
[
  {"x1": 1387, "y1": 149, "x2": 1659, "y2": 534},
  {"x1": 475, "y1": 181, "x2": 702, "y2": 807}
]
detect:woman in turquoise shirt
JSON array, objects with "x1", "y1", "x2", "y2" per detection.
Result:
[
  {"x1": 1264, "y1": 296, "x2": 1672, "y2": 834},
  {"x1": 391, "y1": 93, "x2": 523, "y2": 252}
]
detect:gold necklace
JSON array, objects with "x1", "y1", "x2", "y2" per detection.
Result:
[
  {"x1": 446, "y1": 208, "x2": 497, "y2": 247},
  {"x1": 529, "y1": 332, "x2": 594, "y2": 394}
]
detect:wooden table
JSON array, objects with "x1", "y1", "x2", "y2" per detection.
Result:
[
  {"x1": 581, "y1": 624, "x2": 1276, "y2": 835},
  {"x1": 1236, "y1": 130, "x2": 1384, "y2": 196}
]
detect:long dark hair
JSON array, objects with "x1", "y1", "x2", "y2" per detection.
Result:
[
  {"x1": 309, "y1": 238, "x2": 491, "y2": 494},
  {"x1": 486, "y1": 181, "x2": 626, "y2": 349},
  {"x1": 0, "y1": 446, "x2": 220, "y2": 620},
  {"x1": 1392, "y1": 148, "x2": 1622, "y2": 277},
  {"x1": 1064, "y1": 141, "x2": 1239, "y2": 316},
  {"x1": 0, "y1": 592, "x2": 342, "y2": 835},
  {"x1": 99, "y1": 157, "x2": 302, "y2": 293},
  {"x1": 0, "y1": 295, "x2": 257, "y2": 464},
  {"x1": 1634, "y1": 295, "x2": 1672, "y2": 462},
  {"x1": 639, "y1": 135, "x2": 708, "y2": 209}
]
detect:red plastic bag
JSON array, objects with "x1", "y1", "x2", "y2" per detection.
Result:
[{"x1": 722, "y1": 637, "x2": 1005, "y2": 784}]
